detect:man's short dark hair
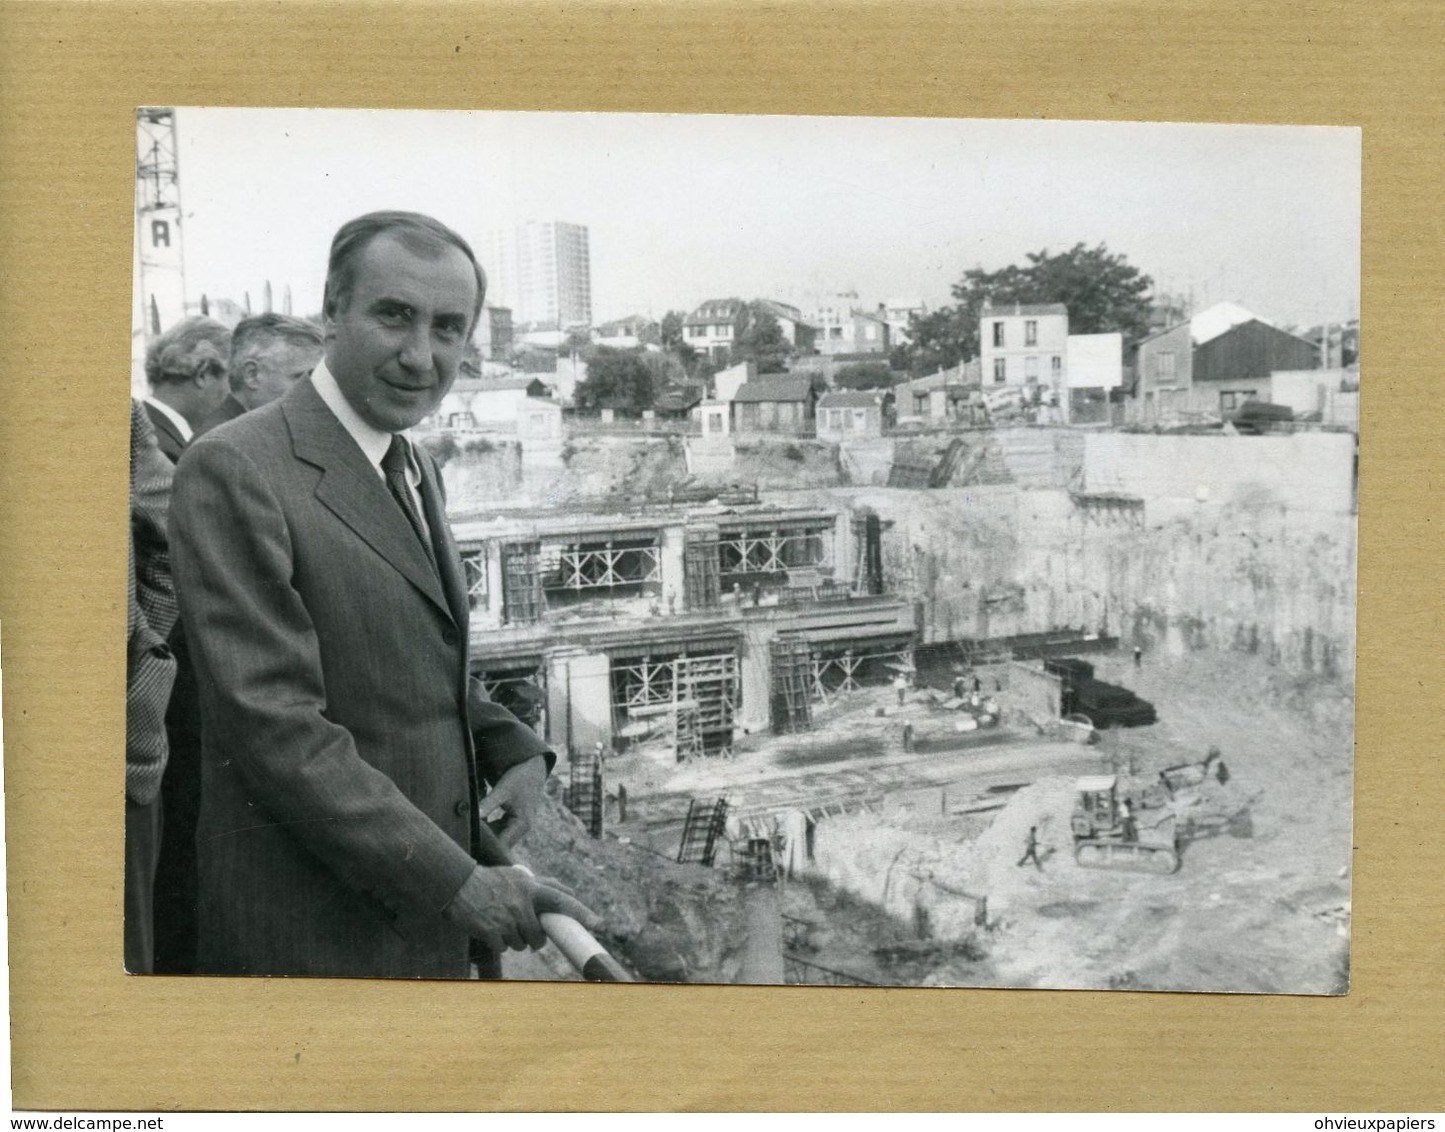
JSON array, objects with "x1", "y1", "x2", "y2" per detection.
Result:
[
  {"x1": 145, "y1": 316, "x2": 232, "y2": 387},
  {"x1": 322, "y1": 211, "x2": 487, "y2": 333},
  {"x1": 229, "y1": 313, "x2": 324, "y2": 391}
]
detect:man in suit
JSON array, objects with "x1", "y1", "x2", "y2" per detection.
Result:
[
  {"x1": 126, "y1": 401, "x2": 179, "y2": 972},
  {"x1": 142, "y1": 317, "x2": 231, "y2": 462},
  {"x1": 198, "y1": 313, "x2": 325, "y2": 436},
  {"x1": 170, "y1": 211, "x2": 591, "y2": 978},
  {"x1": 154, "y1": 313, "x2": 326, "y2": 973}
]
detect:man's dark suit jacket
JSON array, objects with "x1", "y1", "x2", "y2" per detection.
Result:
[
  {"x1": 143, "y1": 400, "x2": 188, "y2": 464},
  {"x1": 196, "y1": 393, "x2": 247, "y2": 437},
  {"x1": 169, "y1": 376, "x2": 548, "y2": 978}
]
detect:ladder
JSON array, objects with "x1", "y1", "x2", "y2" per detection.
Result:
[{"x1": 676, "y1": 797, "x2": 729, "y2": 866}]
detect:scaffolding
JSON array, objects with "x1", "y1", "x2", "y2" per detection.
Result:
[
  {"x1": 611, "y1": 650, "x2": 738, "y2": 757},
  {"x1": 683, "y1": 533, "x2": 721, "y2": 611},
  {"x1": 566, "y1": 753, "x2": 604, "y2": 838},
  {"x1": 500, "y1": 543, "x2": 543, "y2": 624},
  {"x1": 459, "y1": 548, "x2": 489, "y2": 610},
  {"x1": 550, "y1": 539, "x2": 660, "y2": 591},
  {"x1": 673, "y1": 700, "x2": 704, "y2": 762},
  {"x1": 717, "y1": 521, "x2": 830, "y2": 583},
  {"x1": 810, "y1": 641, "x2": 915, "y2": 700},
  {"x1": 769, "y1": 637, "x2": 813, "y2": 734}
]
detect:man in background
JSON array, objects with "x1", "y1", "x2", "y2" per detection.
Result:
[
  {"x1": 126, "y1": 402, "x2": 178, "y2": 971},
  {"x1": 153, "y1": 313, "x2": 325, "y2": 972},
  {"x1": 198, "y1": 313, "x2": 324, "y2": 435},
  {"x1": 142, "y1": 317, "x2": 231, "y2": 462}
]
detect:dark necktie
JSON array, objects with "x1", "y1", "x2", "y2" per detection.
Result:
[{"x1": 381, "y1": 436, "x2": 436, "y2": 567}]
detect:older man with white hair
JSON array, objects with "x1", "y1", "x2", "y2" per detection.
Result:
[{"x1": 143, "y1": 316, "x2": 231, "y2": 462}]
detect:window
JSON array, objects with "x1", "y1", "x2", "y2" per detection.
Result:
[
  {"x1": 1052, "y1": 355, "x2": 1062, "y2": 374},
  {"x1": 1025, "y1": 320, "x2": 1038, "y2": 346},
  {"x1": 993, "y1": 357, "x2": 1007, "y2": 383},
  {"x1": 992, "y1": 322, "x2": 1005, "y2": 348},
  {"x1": 829, "y1": 326, "x2": 844, "y2": 339},
  {"x1": 1156, "y1": 351, "x2": 1176, "y2": 382},
  {"x1": 1025, "y1": 356, "x2": 1040, "y2": 383}
]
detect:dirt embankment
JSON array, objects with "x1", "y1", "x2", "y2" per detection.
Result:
[
  {"x1": 796, "y1": 649, "x2": 1353, "y2": 994},
  {"x1": 515, "y1": 790, "x2": 750, "y2": 984}
]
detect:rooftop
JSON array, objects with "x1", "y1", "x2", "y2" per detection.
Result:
[
  {"x1": 732, "y1": 376, "x2": 815, "y2": 403},
  {"x1": 819, "y1": 390, "x2": 893, "y2": 409},
  {"x1": 982, "y1": 302, "x2": 1069, "y2": 318}
]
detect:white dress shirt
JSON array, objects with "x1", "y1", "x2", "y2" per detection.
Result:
[
  {"x1": 310, "y1": 361, "x2": 431, "y2": 541},
  {"x1": 142, "y1": 395, "x2": 193, "y2": 443}
]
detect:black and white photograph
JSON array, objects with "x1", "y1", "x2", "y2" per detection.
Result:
[{"x1": 128, "y1": 107, "x2": 1359, "y2": 993}]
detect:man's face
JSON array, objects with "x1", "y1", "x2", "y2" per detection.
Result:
[
  {"x1": 324, "y1": 233, "x2": 477, "y2": 433},
  {"x1": 247, "y1": 340, "x2": 322, "y2": 409}
]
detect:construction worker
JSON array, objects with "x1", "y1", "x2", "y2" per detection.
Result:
[
  {"x1": 902, "y1": 722, "x2": 915, "y2": 752},
  {"x1": 893, "y1": 672, "x2": 909, "y2": 705},
  {"x1": 1133, "y1": 645, "x2": 1143, "y2": 668},
  {"x1": 1017, "y1": 826, "x2": 1043, "y2": 870},
  {"x1": 1119, "y1": 797, "x2": 1138, "y2": 843}
]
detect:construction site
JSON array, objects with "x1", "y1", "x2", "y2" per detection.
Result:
[{"x1": 430, "y1": 421, "x2": 1356, "y2": 993}]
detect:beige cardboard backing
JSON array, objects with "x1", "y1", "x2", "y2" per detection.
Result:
[{"x1": 1, "y1": 0, "x2": 1439, "y2": 1112}]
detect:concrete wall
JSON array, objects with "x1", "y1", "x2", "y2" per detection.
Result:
[
  {"x1": 1084, "y1": 432, "x2": 1355, "y2": 515},
  {"x1": 1001, "y1": 662, "x2": 1063, "y2": 730},
  {"x1": 783, "y1": 482, "x2": 1356, "y2": 682}
]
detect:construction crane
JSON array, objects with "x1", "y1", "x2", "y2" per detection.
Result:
[{"x1": 135, "y1": 107, "x2": 187, "y2": 339}]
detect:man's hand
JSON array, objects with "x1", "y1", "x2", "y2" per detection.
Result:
[
  {"x1": 444, "y1": 865, "x2": 600, "y2": 953},
  {"x1": 480, "y1": 754, "x2": 546, "y2": 847}
]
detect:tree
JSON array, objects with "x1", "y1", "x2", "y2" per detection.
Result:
[
  {"x1": 894, "y1": 243, "x2": 1154, "y2": 376},
  {"x1": 896, "y1": 307, "x2": 976, "y2": 376},
  {"x1": 731, "y1": 303, "x2": 791, "y2": 374},
  {"x1": 573, "y1": 347, "x2": 656, "y2": 414},
  {"x1": 833, "y1": 361, "x2": 895, "y2": 390},
  {"x1": 659, "y1": 309, "x2": 697, "y2": 368}
]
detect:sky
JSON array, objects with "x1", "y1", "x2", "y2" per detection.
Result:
[{"x1": 163, "y1": 108, "x2": 1360, "y2": 331}]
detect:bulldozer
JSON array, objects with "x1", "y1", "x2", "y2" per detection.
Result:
[{"x1": 1070, "y1": 774, "x2": 1181, "y2": 874}]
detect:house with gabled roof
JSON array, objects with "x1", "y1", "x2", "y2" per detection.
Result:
[
  {"x1": 1133, "y1": 301, "x2": 1320, "y2": 423},
  {"x1": 817, "y1": 389, "x2": 895, "y2": 439},
  {"x1": 731, "y1": 375, "x2": 818, "y2": 435},
  {"x1": 682, "y1": 298, "x2": 748, "y2": 365}
]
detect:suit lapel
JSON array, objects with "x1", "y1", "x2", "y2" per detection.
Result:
[
  {"x1": 144, "y1": 401, "x2": 187, "y2": 462},
  {"x1": 283, "y1": 379, "x2": 454, "y2": 624},
  {"x1": 417, "y1": 452, "x2": 470, "y2": 634}
]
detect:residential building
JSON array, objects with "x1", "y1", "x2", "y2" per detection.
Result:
[
  {"x1": 477, "y1": 304, "x2": 513, "y2": 361},
  {"x1": 817, "y1": 390, "x2": 895, "y2": 440},
  {"x1": 431, "y1": 375, "x2": 551, "y2": 430},
  {"x1": 483, "y1": 220, "x2": 592, "y2": 330},
  {"x1": 881, "y1": 299, "x2": 927, "y2": 346},
  {"x1": 1133, "y1": 301, "x2": 1320, "y2": 423},
  {"x1": 978, "y1": 302, "x2": 1070, "y2": 394},
  {"x1": 810, "y1": 307, "x2": 890, "y2": 356},
  {"x1": 731, "y1": 376, "x2": 817, "y2": 434},
  {"x1": 895, "y1": 364, "x2": 981, "y2": 426},
  {"x1": 594, "y1": 314, "x2": 657, "y2": 350},
  {"x1": 712, "y1": 360, "x2": 755, "y2": 403},
  {"x1": 682, "y1": 298, "x2": 748, "y2": 365},
  {"x1": 754, "y1": 299, "x2": 819, "y2": 354}
]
